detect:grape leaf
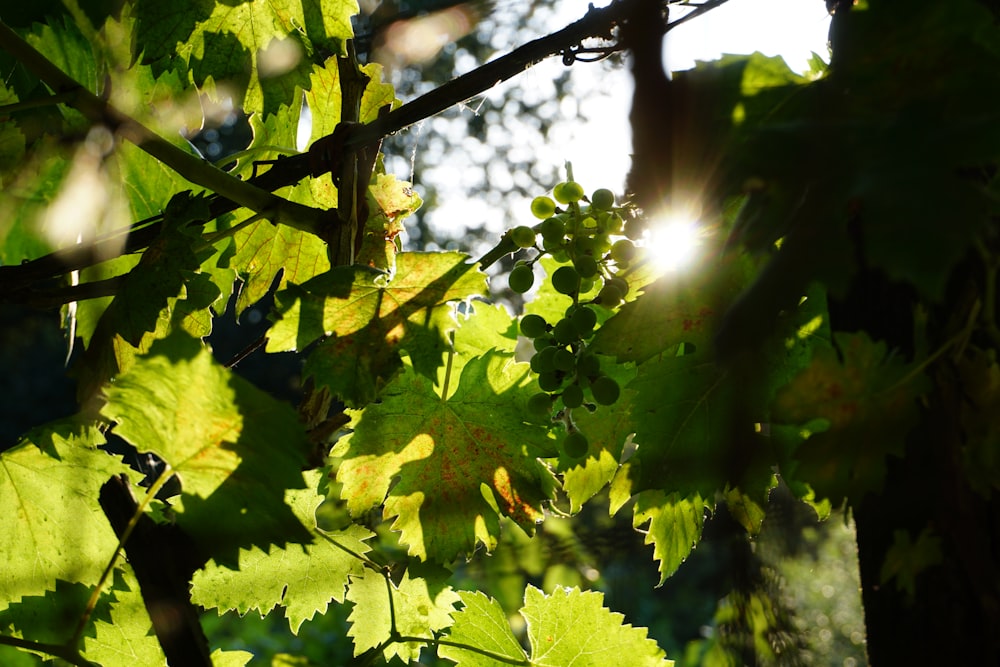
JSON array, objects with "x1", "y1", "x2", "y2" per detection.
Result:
[
  {"x1": 211, "y1": 649, "x2": 255, "y2": 667},
  {"x1": 0, "y1": 420, "x2": 130, "y2": 608},
  {"x1": 346, "y1": 566, "x2": 460, "y2": 663},
  {"x1": 269, "y1": 252, "x2": 488, "y2": 405},
  {"x1": 357, "y1": 173, "x2": 422, "y2": 272},
  {"x1": 436, "y1": 591, "x2": 526, "y2": 666},
  {"x1": 560, "y1": 359, "x2": 638, "y2": 513},
  {"x1": 613, "y1": 353, "x2": 736, "y2": 501},
  {"x1": 83, "y1": 568, "x2": 164, "y2": 667},
  {"x1": 134, "y1": 0, "x2": 358, "y2": 116},
  {"x1": 441, "y1": 586, "x2": 671, "y2": 667},
  {"x1": 100, "y1": 331, "x2": 312, "y2": 565},
  {"x1": 335, "y1": 353, "x2": 558, "y2": 562},
  {"x1": 630, "y1": 490, "x2": 708, "y2": 586},
  {"x1": 771, "y1": 332, "x2": 928, "y2": 503},
  {"x1": 591, "y1": 252, "x2": 753, "y2": 363},
  {"x1": 191, "y1": 470, "x2": 374, "y2": 633}
]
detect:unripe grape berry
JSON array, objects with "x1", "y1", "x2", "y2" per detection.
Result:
[
  {"x1": 552, "y1": 318, "x2": 578, "y2": 345},
  {"x1": 576, "y1": 353, "x2": 601, "y2": 378},
  {"x1": 532, "y1": 335, "x2": 555, "y2": 352},
  {"x1": 571, "y1": 306, "x2": 597, "y2": 336},
  {"x1": 608, "y1": 276, "x2": 629, "y2": 298},
  {"x1": 552, "y1": 266, "x2": 581, "y2": 295},
  {"x1": 508, "y1": 264, "x2": 535, "y2": 293},
  {"x1": 553, "y1": 348, "x2": 576, "y2": 372},
  {"x1": 553, "y1": 181, "x2": 585, "y2": 204},
  {"x1": 562, "y1": 430, "x2": 589, "y2": 458},
  {"x1": 574, "y1": 255, "x2": 599, "y2": 279},
  {"x1": 511, "y1": 225, "x2": 537, "y2": 249},
  {"x1": 538, "y1": 371, "x2": 563, "y2": 392},
  {"x1": 591, "y1": 188, "x2": 615, "y2": 210},
  {"x1": 531, "y1": 196, "x2": 556, "y2": 219},
  {"x1": 561, "y1": 384, "x2": 584, "y2": 409},
  {"x1": 540, "y1": 216, "x2": 565, "y2": 241},
  {"x1": 591, "y1": 376, "x2": 621, "y2": 405},
  {"x1": 528, "y1": 392, "x2": 554, "y2": 416},
  {"x1": 531, "y1": 346, "x2": 558, "y2": 373},
  {"x1": 597, "y1": 283, "x2": 623, "y2": 308},
  {"x1": 520, "y1": 313, "x2": 548, "y2": 338},
  {"x1": 610, "y1": 239, "x2": 637, "y2": 263}
]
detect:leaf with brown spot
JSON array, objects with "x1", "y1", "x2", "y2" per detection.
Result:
[
  {"x1": 771, "y1": 332, "x2": 928, "y2": 503},
  {"x1": 335, "y1": 353, "x2": 558, "y2": 562}
]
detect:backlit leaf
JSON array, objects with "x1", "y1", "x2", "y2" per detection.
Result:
[
  {"x1": 336, "y1": 353, "x2": 557, "y2": 561},
  {"x1": 101, "y1": 331, "x2": 312, "y2": 565}
]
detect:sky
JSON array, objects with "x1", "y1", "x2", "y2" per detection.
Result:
[{"x1": 393, "y1": 0, "x2": 832, "y2": 255}]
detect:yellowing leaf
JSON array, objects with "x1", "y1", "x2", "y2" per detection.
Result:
[
  {"x1": 336, "y1": 354, "x2": 557, "y2": 561},
  {"x1": 772, "y1": 332, "x2": 928, "y2": 503}
]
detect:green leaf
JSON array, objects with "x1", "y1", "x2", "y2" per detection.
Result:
[
  {"x1": 631, "y1": 491, "x2": 708, "y2": 586},
  {"x1": 612, "y1": 354, "x2": 735, "y2": 501},
  {"x1": 134, "y1": 0, "x2": 358, "y2": 116},
  {"x1": 0, "y1": 420, "x2": 129, "y2": 608},
  {"x1": 211, "y1": 649, "x2": 255, "y2": 667},
  {"x1": 437, "y1": 591, "x2": 526, "y2": 666},
  {"x1": 231, "y1": 219, "x2": 331, "y2": 314},
  {"x1": 591, "y1": 253, "x2": 753, "y2": 363},
  {"x1": 191, "y1": 470, "x2": 374, "y2": 633},
  {"x1": 336, "y1": 353, "x2": 558, "y2": 561},
  {"x1": 346, "y1": 566, "x2": 460, "y2": 663},
  {"x1": 560, "y1": 359, "x2": 637, "y2": 513},
  {"x1": 83, "y1": 568, "x2": 165, "y2": 667},
  {"x1": 270, "y1": 252, "x2": 488, "y2": 405},
  {"x1": 524, "y1": 586, "x2": 673, "y2": 666},
  {"x1": 879, "y1": 527, "x2": 943, "y2": 599},
  {"x1": 771, "y1": 332, "x2": 928, "y2": 503},
  {"x1": 101, "y1": 331, "x2": 313, "y2": 565}
]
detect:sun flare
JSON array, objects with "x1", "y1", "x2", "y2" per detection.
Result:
[{"x1": 642, "y1": 214, "x2": 706, "y2": 273}]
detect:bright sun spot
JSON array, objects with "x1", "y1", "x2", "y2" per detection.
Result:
[{"x1": 643, "y1": 214, "x2": 705, "y2": 273}]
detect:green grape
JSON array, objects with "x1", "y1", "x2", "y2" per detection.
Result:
[
  {"x1": 531, "y1": 346, "x2": 558, "y2": 373},
  {"x1": 606, "y1": 213, "x2": 624, "y2": 234},
  {"x1": 597, "y1": 282, "x2": 623, "y2": 308},
  {"x1": 591, "y1": 376, "x2": 621, "y2": 406},
  {"x1": 561, "y1": 384, "x2": 584, "y2": 409},
  {"x1": 538, "y1": 371, "x2": 563, "y2": 392},
  {"x1": 552, "y1": 318, "x2": 578, "y2": 345},
  {"x1": 528, "y1": 392, "x2": 554, "y2": 416},
  {"x1": 533, "y1": 335, "x2": 555, "y2": 352},
  {"x1": 562, "y1": 430, "x2": 589, "y2": 458},
  {"x1": 574, "y1": 255, "x2": 599, "y2": 279},
  {"x1": 520, "y1": 313, "x2": 548, "y2": 338},
  {"x1": 592, "y1": 233, "x2": 612, "y2": 255},
  {"x1": 552, "y1": 266, "x2": 581, "y2": 295},
  {"x1": 540, "y1": 216, "x2": 565, "y2": 241},
  {"x1": 579, "y1": 277, "x2": 596, "y2": 295},
  {"x1": 543, "y1": 235, "x2": 565, "y2": 252},
  {"x1": 591, "y1": 188, "x2": 615, "y2": 210},
  {"x1": 576, "y1": 353, "x2": 601, "y2": 378},
  {"x1": 551, "y1": 248, "x2": 571, "y2": 263},
  {"x1": 554, "y1": 181, "x2": 585, "y2": 204},
  {"x1": 571, "y1": 236, "x2": 595, "y2": 256},
  {"x1": 508, "y1": 265, "x2": 534, "y2": 293},
  {"x1": 571, "y1": 306, "x2": 597, "y2": 336},
  {"x1": 624, "y1": 216, "x2": 645, "y2": 240},
  {"x1": 553, "y1": 348, "x2": 576, "y2": 372},
  {"x1": 511, "y1": 225, "x2": 537, "y2": 249},
  {"x1": 608, "y1": 276, "x2": 629, "y2": 298},
  {"x1": 580, "y1": 216, "x2": 598, "y2": 229},
  {"x1": 531, "y1": 196, "x2": 556, "y2": 219},
  {"x1": 610, "y1": 239, "x2": 637, "y2": 263}
]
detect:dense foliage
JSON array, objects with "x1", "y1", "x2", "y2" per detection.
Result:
[{"x1": 1, "y1": 0, "x2": 999, "y2": 665}]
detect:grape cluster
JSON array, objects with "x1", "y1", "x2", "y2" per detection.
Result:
[{"x1": 507, "y1": 181, "x2": 638, "y2": 459}]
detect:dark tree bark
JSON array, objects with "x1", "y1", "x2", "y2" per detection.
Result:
[{"x1": 99, "y1": 474, "x2": 212, "y2": 667}]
